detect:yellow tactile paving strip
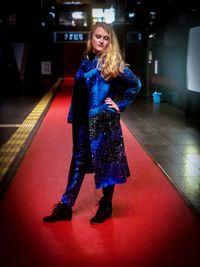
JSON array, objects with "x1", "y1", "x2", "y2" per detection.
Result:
[{"x1": 0, "y1": 78, "x2": 63, "y2": 182}]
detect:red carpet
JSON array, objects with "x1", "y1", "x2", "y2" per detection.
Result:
[{"x1": 0, "y1": 78, "x2": 200, "y2": 267}]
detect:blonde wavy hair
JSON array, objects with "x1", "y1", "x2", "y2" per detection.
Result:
[{"x1": 85, "y1": 22, "x2": 126, "y2": 81}]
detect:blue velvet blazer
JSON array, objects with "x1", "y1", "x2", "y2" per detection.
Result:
[{"x1": 67, "y1": 55, "x2": 141, "y2": 189}]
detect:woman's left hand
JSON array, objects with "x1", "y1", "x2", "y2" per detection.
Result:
[{"x1": 105, "y1": 98, "x2": 120, "y2": 112}]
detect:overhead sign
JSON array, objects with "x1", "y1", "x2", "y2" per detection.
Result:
[{"x1": 54, "y1": 31, "x2": 89, "y2": 43}]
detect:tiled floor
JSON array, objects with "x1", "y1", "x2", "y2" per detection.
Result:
[
  {"x1": 0, "y1": 82, "x2": 200, "y2": 216},
  {"x1": 121, "y1": 97, "x2": 200, "y2": 216},
  {"x1": 0, "y1": 79, "x2": 59, "y2": 194}
]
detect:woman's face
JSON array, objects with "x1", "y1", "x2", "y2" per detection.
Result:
[{"x1": 91, "y1": 26, "x2": 110, "y2": 54}]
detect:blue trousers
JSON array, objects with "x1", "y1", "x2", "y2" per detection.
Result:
[
  {"x1": 61, "y1": 125, "x2": 114, "y2": 206},
  {"x1": 61, "y1": 124, "x2": 90, "y2": 206}
]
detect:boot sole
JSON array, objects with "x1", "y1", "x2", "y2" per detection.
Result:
[
  {"x1": 43, "y1": 216, "x2": 72, "y2": 223},
  {"x1": 90, "y1": 215, "x2": 112, "y2": 225}
]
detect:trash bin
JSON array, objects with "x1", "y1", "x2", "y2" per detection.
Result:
[{"x1": 152, "y1": 91, "x2": 162, "y2": 104}]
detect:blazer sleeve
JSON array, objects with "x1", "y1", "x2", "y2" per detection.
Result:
[
  {"x1": 116, "y1": 67, "x2": 141, "y2": 112},
  {"x1": 67, "y1": 58, "x2": 85, "y2": 124}
]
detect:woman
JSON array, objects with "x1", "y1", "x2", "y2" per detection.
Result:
[{"x1": 43, "y1": 22, "x2": 141, "y2": 224}]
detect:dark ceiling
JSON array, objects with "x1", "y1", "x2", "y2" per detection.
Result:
[
  {"x1": 1, "y1": 0, "x2": 199, "y2": 15},
  {"x1": 0, "y1": 0, "x2": 199, "y2": 31}
]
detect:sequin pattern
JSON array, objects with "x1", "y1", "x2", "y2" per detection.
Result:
[{"x1": 89, "y1": 109, "x2": 130, "y2": 189}]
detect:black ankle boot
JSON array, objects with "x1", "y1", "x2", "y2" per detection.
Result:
[
  {"x1": 90, "y1": 197, "x2": 112, "y2": 224},
  {"x1": 43, "y1": 202, "x2": 72, "y2": 223}
]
